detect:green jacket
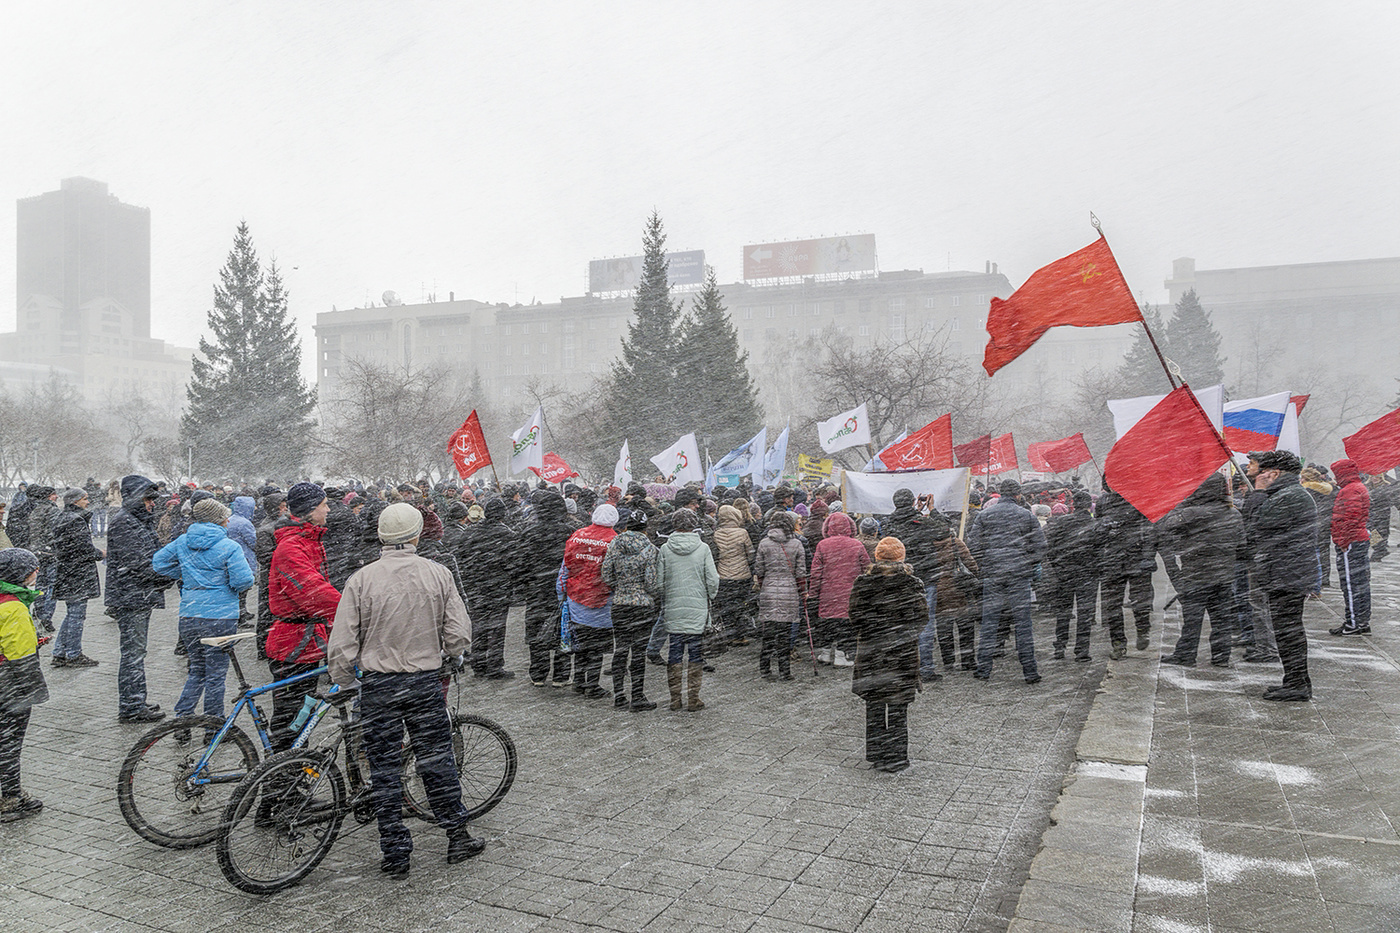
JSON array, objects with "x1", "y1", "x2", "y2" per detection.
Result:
[{"x1": 657, "y1": 531, "x2": 719, "y2": 635}]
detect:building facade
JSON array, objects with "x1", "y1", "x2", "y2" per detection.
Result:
[{"x1": 2, "y1": 177, "x2": 192, "y2": 401}]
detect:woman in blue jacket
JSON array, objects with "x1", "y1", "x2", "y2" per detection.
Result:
[{"x1": 153, "y1": 498, "x2": 255, "y2": 725}]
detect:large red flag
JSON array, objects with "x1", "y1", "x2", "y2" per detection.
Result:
[
  {"x1": 970, "y1": 433, "x2": 1018, "y2": 476},
  {"x1": 953, "y1": 434, "x2": 991, "y2": 469},
  {"x1": 1104, "y1": 386, "x2": 1230, "y2": 523},
  {"x1": 1343, "y1": 407, "x2": 1400, "y2": 475},
  {"x1": 529, "y1": 452, "x2": 579, "y2": 484},
  {"x1": 447, "y1": 411, "x2": 492, "y2": 479},
  {"x1": 1028, "y1": 433, "x2": 1094, "y2": 473},
  {"x1": 877, "y1": 414, "x2": 953, "y2": 471},
  {"x1": 983, "y1": 236, "x2": 1143, "y2": 376}
]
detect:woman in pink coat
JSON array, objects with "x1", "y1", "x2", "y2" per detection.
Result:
[{"x1": 808, "y1": 512, "x2": 871, "y2": 667}]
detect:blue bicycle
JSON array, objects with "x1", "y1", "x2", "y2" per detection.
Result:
[{"x1": 117, "y1": 632, "x2": 327, "y2": 849}]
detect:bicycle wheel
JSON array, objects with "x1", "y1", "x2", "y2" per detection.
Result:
[
  {"x1": 403, "y1": 714, "x2": 517, "y2": 821},
  {"x1": 117, "y1": 715, "x2": 260, "y2": 849},
  {"x1": 216, "y1": 749, "x2": 346, "y2": 895}
]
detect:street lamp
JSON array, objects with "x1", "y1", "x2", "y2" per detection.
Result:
[{"x1": 30, "y1": 438, "x2": 40, "y2": 482}]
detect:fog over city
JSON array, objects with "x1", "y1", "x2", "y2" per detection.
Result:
[{"x1": 4, "y1": 2, "x2": 1396, "y2": 364}]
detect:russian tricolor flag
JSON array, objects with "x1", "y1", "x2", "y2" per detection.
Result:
[{"x1": 1223, "y1": 392, "x2": 1291, "y2": 453}]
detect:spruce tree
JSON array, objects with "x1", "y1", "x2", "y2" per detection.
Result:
[
  {"x1": 181, "y1": 223, "x2": 316, "y2": 479},
  {"x1": 1115, "y1": 303, "x2": 1172, "y2": 396},
  {"x1": 1165, "y1": 288, "x2": 1226, "y2": 388},
  {"x1": 599, "y1": 210, "x2": 684, "y2": 466},
  {"x1": 676, "y1": 267, "x2": 763, "y2": 455}
]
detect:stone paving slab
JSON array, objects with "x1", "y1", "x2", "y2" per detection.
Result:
[
  {"x1": 1, "y1": 594, "x2": 1104, "y2": 932},
  {"x1": 1014, "y1": 554, "x2": 1400, "y2": 933}
]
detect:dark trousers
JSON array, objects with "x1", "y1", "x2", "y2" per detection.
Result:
[
  {"x1": 268, "y1": 659, "x2": 321, "y2": 753},
  {"x1": 758, "y1": 619, "x2": 790, "y2": 677},
  {"x1": 977, "y1": 576, "x2": 1037, "y2": 679},
  {"x1": 611, "y1": 604, "x2": 651, "y2": 699},
  {"x1": 714, "y1": 579, "x2": 750, "y2": 641},
  {"x1": 469, "y1": 604, "x2": 509, "y2": 675},
  {"x1": 938, "y1": 605, "x2": 977, "y2": 668},
  {"x1": 1100, "y1": 571, "x2": 1154, "y2": 644},
  {"x1": 0, "y1": 707, "x2": 32, "y2": 797},
  {"x1": 864, "y1": 701, "x2": 908, "y2": 766},
  {"x1": 525, "y1": 604, "x2": 570, "y2": 685},
  {"x1": 572, "y1": 624, "x2": 612, "y2": 689},
  {"x1": 1051, "y1": 574, "x2": 1098, "y2": 659},
  {"x1": 818, "y1": 617, "x2": 854, "y2": 657},
  {"x1": 360, "y1": 670, "x2": 467, "y2": 859},
  {"x1": 1337, "y1": 542, "x2": 1371, "y2": 629},
  {"x1": 114, "y1": 608, "x2": 153, "y2": 717},
  {"x1": 1267, "y1": 589, "x2": 1311, "y2": 692},
  {"x1": 1172, "y1": 582, "x2": 1234, "y2": 664}
]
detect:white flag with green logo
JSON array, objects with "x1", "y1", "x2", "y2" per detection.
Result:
[
  {"x1": 817, "y1": 403, "x2": 871, "y2": 453},
  {"x1": 509, "y1": 405, "x2": 544, "y2": 475}
]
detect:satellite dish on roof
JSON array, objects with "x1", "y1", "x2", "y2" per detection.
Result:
[{"x1": 382, "y1": 290, "x2": 403, "y2": 306}]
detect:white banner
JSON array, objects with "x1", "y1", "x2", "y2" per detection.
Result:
[
  {"x1": 509, "y1": 405, "x2": 544, "y2": 475},
  {"x1": 613, "y1": 440, "x2": 631, "y2": 488},
  {"x1": 1109, "y1": 384, "x2": 1223, "y2": 439},
  {"x1": 842, "y1": 467, "x2": 970, "y2": 515},
  {"x1": 817, "y1": 403, "x2": 872, "y2": 453},
  {"x1": 650, "y1": 433, "x2": 704, "y2": 485}
]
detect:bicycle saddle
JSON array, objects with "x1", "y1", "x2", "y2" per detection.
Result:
[{"x1": 200, "y1": 631, "x2": 258, "y2": 648}]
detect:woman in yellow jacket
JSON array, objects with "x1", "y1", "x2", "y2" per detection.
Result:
[{"x1": 0, "y1": 547, "x2": 49, "y2": 820}]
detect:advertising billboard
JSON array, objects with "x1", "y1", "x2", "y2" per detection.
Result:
[
  {"x1": 742, "y1": 234, "x2": 877, "y2": 280},
  {"x1": 589, "y1": 249, "x2": 706, "y2": 293}
]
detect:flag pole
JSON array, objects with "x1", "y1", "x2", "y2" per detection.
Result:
[{"x1": 1092, "y1": 213, "x2": 1178, "y2": 392}]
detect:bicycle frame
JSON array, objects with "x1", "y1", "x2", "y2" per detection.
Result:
[{"x1": 178, "y1": 646, "x2": 328, "y2": 789}]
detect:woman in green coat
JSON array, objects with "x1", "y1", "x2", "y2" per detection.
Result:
[{"x1": 658, "y1": 509, "x2": 719, "y2": 712}]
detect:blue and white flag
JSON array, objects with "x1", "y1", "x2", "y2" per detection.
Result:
[
  {"x1": 762, "y1": 423, "x2": 790, "y2": 485},
  {"x1": 707, "y1": 427, "x2": 767, "y2": 490},
  {"x1": 862, "y1": 429, "x2": 909, "y2": 472}
]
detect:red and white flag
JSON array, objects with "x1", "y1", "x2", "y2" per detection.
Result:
[
  {"x1": 969, "y1": 433, "x2": 1018, "y2": 476},
  {"x1": 875, "y1": 414, "x2": 953, "y2": 471},
  {"x1": 447, "y1": 411, "x2": 492, "y2": 479},
  {"x1": 1104, "y1": 386, "x2": 1230, "y2": 522},
  {"x1": 529, "y1": 452, "x2": 578, "y2": 484},
  {"x1": 1028, "y1": 433, "x2": 1094, "y2": 473},
  {"x1": 983, "y1": 236, "x2": 1143, "y2": 376}
]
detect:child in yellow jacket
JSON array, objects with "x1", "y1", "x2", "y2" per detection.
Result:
[{"x1": 0, "y1": 547, "x2": 49, "y2": 820}]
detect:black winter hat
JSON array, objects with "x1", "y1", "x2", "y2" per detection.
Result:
[
  {"x1": 0, "y1": 547, "x2": 40, "y2": 586},
  {"x1": 892, "y1": 488, "x2": 915, "y2": 508},
  {"x1": 286, "y1": 482, "x2": 327, "y2": 517}
]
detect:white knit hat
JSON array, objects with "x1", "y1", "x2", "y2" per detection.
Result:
[
  {"x1": 378, "y1": 502, "x2": 424, "y2": 544},
  {"x1": 591, "y1": 503, "x2": 619, "y2": 527}
]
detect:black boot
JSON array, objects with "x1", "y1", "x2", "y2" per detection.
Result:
[{"x1": 447, "y1": 825, "x2": 486, "y2": 863}]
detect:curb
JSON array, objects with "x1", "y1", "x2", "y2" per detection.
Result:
[{"x1": 1008, "y1": 648, "x2": 1159, "y2": 933}]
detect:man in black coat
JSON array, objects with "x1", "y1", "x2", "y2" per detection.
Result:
[
  {"x1": 461, "y1": 498, "x2": 518, "y2": 679},
  {"x1": 321, "y1": 489, "x2": 364, "y2": 591},
  {"x1": 25, "y1": 486, "x2": 60, "y2": 631},
  {"x1": 1161, "y1": 474, "x2": 1241, "y2": 667},
  {"x1": 104, "y1": 475, "x2": 172, "y2": 722},
  {"x1": 513, "y1": 491, "x2": 574, "y2": 686},
  {"x1": 967, "y1": 479, "x2": 1046, "y2": 683},
  {"x1": 1238, "y1": 455, "x2": 1281, "y2": 663},
  {"x1": 883, "y1": 487, "x2": 951, "y2": 681},
  {"x1": 254, "y1": 493, "x2": 289, "y2": 659},
  {"x1": 1044, "y1": 489, "x2": 1100, "y2": 662},
  {"x1": 1251, "y1": 451, "x2": 1319, "y2": 701},
  {"x1": 1095, "y1": 485, "x2": 1154, "y2": 659},
  {"x1": 50, "y1": 487, "x2": 104, "y2": 667}
]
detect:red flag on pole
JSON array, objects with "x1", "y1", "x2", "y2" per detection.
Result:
[
  {"x1": 875, "y1": 414, "x2": 954, "y2": 471},
  {"x1": 1104, "y1": 386, "x2": 1230, "y2": 522},
  {"x1": 982, "y1": 236, "x2": 1143, "y2": 376},
  {"x1": 1343, "y1": 407, "x2": 1400, "y2": 475},
  {"x1": 447, "y1": 411, "x2": 492, "y2": 479},
  {"x1": 970, "y1": 433, "x2": 1018, "y2": 475},
  {"x1": 1028, "y1": 433, "x2": 1094, "y2": 473},
  {"x1": 1290, "y1": 394, "x2": 1310, "y2": 415},
  {"x1": 953, "y1": 434, "x2": 991, "y2": 469},
  {"x1": 529, "y1": 452, "x2": 579, "y2": 484}
]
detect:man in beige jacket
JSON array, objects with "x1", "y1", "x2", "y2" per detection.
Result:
[{"x1": 326, "y1": 502, "x2": 480, "y2": 876}]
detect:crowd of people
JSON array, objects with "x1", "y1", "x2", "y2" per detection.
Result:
[{"x1": 0, "y1": 458, "x2": 1396, "y2": 869}]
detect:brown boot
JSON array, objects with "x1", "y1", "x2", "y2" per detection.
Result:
[
  {"x1": 687, "y1": 663, "x2": 705, "y2": 711},
  {"x1": 667, "y1": 664, "x2": 683, "y2": 711}
]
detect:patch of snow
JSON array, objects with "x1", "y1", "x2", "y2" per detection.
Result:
[
  {"x1": 1201, "y1": 849, "x2": 1312, "y2": 883},
  {"x1": 1236, "y1": 759, "x2": 1317, "y2": 785}
]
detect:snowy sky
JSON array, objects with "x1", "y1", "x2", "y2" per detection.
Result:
[{"x1": 3, "y1": 1, "x2": 1397, "y2": 367}]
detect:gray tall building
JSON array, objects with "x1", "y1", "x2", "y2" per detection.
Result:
[{"x1": 3, "y1": 177, "x2": 190, "y2": 399}]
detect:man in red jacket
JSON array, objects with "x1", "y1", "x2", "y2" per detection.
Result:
[
  {"x1": 266, "y1": 483, "x2": 341, "y2": 750},
  {"x1": 1329, "y1": 459, "x2": 1371, "y2": 636}
]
